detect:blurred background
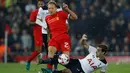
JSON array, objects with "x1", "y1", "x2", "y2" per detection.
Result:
[{"x1": 0, "y1": 0, "x2": 130, "y2": 64}]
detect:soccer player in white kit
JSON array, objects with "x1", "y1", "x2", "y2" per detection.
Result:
[
  {"x1": 38, "y1": 34, "x2": 108, "y2": 73},
  {"x1": 77, "y1": 34, "x2": 108, "y2": 73}
]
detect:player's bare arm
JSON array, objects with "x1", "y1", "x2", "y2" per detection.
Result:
[
  {"x1": 29, "y1": 20, "x2": 36, "y2": 25},
  {"x1": 47, "y1": 27, "x2": 51, "y2": 41},
  {"x1": 63, "y1": 3, "x2": 78, "y2": 20},
  {"x1": 80, "y1": 34, "x2": 89, "y2": 48}
]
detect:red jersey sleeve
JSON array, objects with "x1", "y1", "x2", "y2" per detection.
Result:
[
  {"x1": 29, "y1": 11, "x2": 37, "y2": 22},
  {"x1": 60, "y1": 11, "x2": 69, "y2": 19}
]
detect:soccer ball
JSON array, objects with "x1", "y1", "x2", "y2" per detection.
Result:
[{"x1": 58, "y1": 54, "x2": 70, "y2": 65}]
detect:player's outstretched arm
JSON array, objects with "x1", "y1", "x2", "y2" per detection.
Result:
[
  {"x1": 63, "y1": 3, "x2": 78, "y2": 20},
  {"x1": 80, "y1": 34, "x2": 89, "y2": 48}
]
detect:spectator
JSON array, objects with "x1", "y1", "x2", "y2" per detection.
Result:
[
  {"x1": 10, "y1": 43, "x2": 24, "y2": 55},
  {"x1": 21, "y1": 29, "x2": 32, "y2": 51},
  {"x1": 107, "y1": 19, "x2": 117, "y2": 38},
  {"x1": 122, "y1": 4, "x2": 130, "y2": 18},
  {"x1": 71, "y1": 34, "x2": 78, "y2": 51},
  {"x1": 78, "y1": 0, "x2": 88, "y2": 13},
  {"x1": 8, "y1": 27, "x2": 21, "y2": 47},
  {"x1": 25, "y1": 0, "x2": 36, "y2": 14},
  {"x1": 5, "y1": 0, "x2": 17, "y2": 8},
  {"x1": 109, "y1": 38, "x2": 117, "y2": 52},
  {"x1": 123, "y1": 45, "x2": 129, "y2": 56},
  {"x1": 115, "y1": 44, "x2": 120, "y2": 56},
  {"x1": 69, "y1": 2, "x2": 77, "y2": 12},
  {"x1": 126, "y1": 22, "x2": 130, "y2": 43}
]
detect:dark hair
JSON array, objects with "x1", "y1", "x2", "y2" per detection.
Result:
[
  {"x1": 37, "y1": 0, "x2": 43, "y2": 1},
  {"x1": 98, "y1": 45, "x2": 107, "y2": 54},
  {"x1": 48, "y1": 1, "x2": 57, "y2": 7}
]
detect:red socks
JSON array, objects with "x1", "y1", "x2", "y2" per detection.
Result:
[
  {"x1": 28, "y1": 51, "x2": 39, "y2": 62},
  {"x1": 47, "y1": 56, "x2": 53, "y2": 70},
  {"x1": 47, "y1": 64, "x2": 53, "y2": 70}
]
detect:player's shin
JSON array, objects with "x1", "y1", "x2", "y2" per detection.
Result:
[
  {"x1": 26, "y1": 50, "x2": 40, "y2": 70},
  {"x1": 47, "y1": 46, "x2": 57, "y2": 70},
  {"x1": 54, "y1": 64, "x2": 58, "y2": 70},
  {"x1": 28, "y1": 50, "x2": 39, "y2": 62}
]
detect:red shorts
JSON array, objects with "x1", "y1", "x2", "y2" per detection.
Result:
[
  {"x1": 33, "y1": 25, "x2": 43, "y2": 46},
  {"x1": 48, "y1": 34, "x2": 71, "y2": 52}
]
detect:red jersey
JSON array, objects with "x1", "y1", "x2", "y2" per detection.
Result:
[
  {"x1": 45, "y1": 11, "x2": 69, "y2": 38},
  {"x1": 30, "y1": 9, "x2": 42, "y2": 33}
]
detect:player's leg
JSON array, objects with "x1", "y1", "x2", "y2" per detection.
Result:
[
  {"x1": 38, "y1": 34, "x2": 48, "y2": 65},
  {"x1": 26, "y1": 44, "x2": 42, "y2": 70},
  {"x1": 52, "y1": 59, "x2": 77, "y2": 73},
  {"x1": 63, "y1": 59, "x2": 85, "y2": 73},
  {"x1": 28, "y1": 34, "x2": 43, "y2": 58},
  {"x1": 26, "y1": 29, "x2": 43, "y2": 70},
  {"x1": 53, "y1": 52, "x2": 61, "y2": 70},
  {"x1": 41, "y1": 46, "x2": 57, "y2": 73},
  {"x1": 39, "y1": 58, "x2": 78, "y2": 73},
  {"x1": 52, "y1": 69, "x2": 72, "y2": 73},
  {"x1": 47, "y1": 46, "x2": 57, "y2": 68},
  {"x1": 64, "y1": 59, "x2": 79, "y2": 68},
  {"x1": 41, "y1": 38, "x2": 59, "y2": 73},
  {"x1": 42, "y1": 34, "x2": 48, "y2": 54},
  {"x1": 38, "y1": 52, "x2": 60, "y2": 64}
]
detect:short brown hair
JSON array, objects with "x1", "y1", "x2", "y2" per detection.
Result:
[
  {"x1": 98, "y1": 45, "x2": 107, "y2": 54},
  {"x1": 48, "y1": 1, "x2": 57, "y2": 7}
]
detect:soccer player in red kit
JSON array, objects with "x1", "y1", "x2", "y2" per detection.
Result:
[
  {"x1": 42, "y1": 1, "x2": 78, "y2": 73},
  {"x1": 26, "y1": 0, "x2": 44, "y2": 70}
]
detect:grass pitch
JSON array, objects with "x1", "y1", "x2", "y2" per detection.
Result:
[{"x1": 0, "y1": 63, "x2": 130, "y2": 73}]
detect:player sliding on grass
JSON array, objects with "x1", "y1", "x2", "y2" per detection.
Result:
[
  {"x1": 39, "y1": 34, "x2": 108, "y2": 73},
  {"x1": 41, "y1": 1, "x2": 77, "y2": 73}
]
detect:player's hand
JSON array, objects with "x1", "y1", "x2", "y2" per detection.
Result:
[
  {"x1": 80, "y1": 34, "x2": 88, "y2": 47},
  {"x1": 63, "y1": 3, "x2": 69, "y2": 10},
  {"x1": 82, "y1": 34, "x2": 87, "y2": 41}
]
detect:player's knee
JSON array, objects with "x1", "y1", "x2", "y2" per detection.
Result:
[
  {"x1": 48, "y1": 52, "x2": 54, "y2": 58},
  {"x1": 48, "y1": 46, "x2": 57, "y2": 58}
]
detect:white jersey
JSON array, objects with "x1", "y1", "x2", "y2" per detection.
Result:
[
  {"x1": 79, "y1": 45, "x2": 107, "y2": 73},
  {"x1": 35, "y1": 6, "x2": 62, "y2": 34}
]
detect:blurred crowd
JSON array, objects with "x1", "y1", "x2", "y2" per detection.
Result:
[{"x1": 0, "y1": 0, "x2": 130, "y2": 58}]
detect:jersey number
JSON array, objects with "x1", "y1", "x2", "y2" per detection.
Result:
[{"x1": 87, "y1": 59, "x2": 97, "y2": 69}]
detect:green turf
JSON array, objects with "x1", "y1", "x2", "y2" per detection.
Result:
[{"x1": 0, "y1": 63, "x2": 130, "y2": 73}]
